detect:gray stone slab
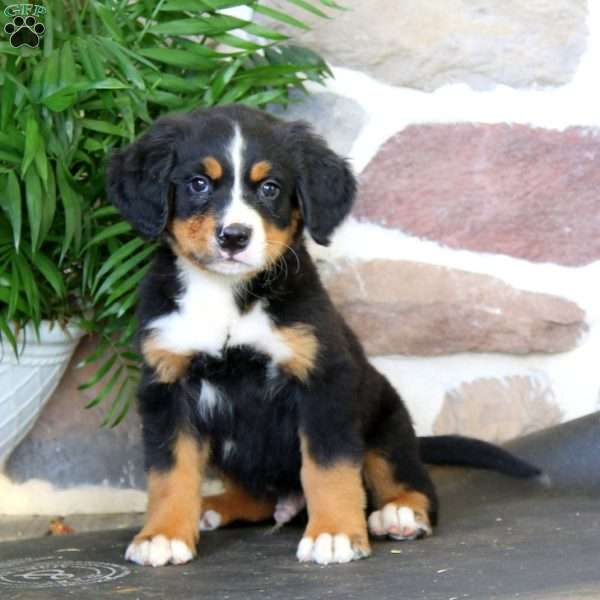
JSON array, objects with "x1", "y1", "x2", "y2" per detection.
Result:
[
  {"x1": 270, "y1": 92, "x2": 366, "y2": 157},
  {"x1": 508, "y1": 411, "x2": 600, "y2": 494}
]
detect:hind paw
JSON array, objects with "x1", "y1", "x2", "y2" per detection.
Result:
[{"x1": 368, "y1": 503, "x2": 431, "y2": 541}]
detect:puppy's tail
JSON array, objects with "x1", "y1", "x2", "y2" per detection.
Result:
[{"x1": 418, "y1": 435, "x2": 542, "y2": 479}]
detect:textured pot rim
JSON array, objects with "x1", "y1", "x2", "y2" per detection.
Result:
[{"x1": 9, "y1": 321, "x2": 84, "y2": 347}]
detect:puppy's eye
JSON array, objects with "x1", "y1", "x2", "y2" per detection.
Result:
[
  {"x1": 188, "y1": 176, "x2": 212, "y2": 194},
  {"x1": 259, "y1": 180, "x2": 280, "y2": 200}
]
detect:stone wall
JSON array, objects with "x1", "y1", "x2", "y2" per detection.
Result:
[
  {"x1": 4, "y1": 0, "x2": 600, "y2": 512},
  {"x1": 291, "y1": 0, "x2": 600, "y2": 443},
  {"x1": 263, "y1": 0, "x2": 587, "y2": 91}
]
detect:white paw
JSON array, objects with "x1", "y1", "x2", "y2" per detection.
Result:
[
  {"x1": 296, "y1": 533, "x2": 370, "y2": 565},
  {"x1": 368, "y1": 504, "x2": 431, "y2": 540},
  {"x1": 274, "y1": 494, "x2": 306, "y2": 525},
  {"x1": 199, "y1": 509, "x2": 222, "y2": 531},
  {"x1": 125, "y1": 535, "x2": 194, "y2": 567}
]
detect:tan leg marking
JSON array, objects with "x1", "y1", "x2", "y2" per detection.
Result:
[
  {"x1": 249, "y1": 160, "x2": 271, "y2": 183},
  {"x1": 277, "y1": 324, "x2": 318, "y2": 382},
  {"x1": 201, "y1": 156, "x2": 223, "y2": 180},
  {"x1": 142, "y1": 335, "x2": 191, "y2": 383},
  {"x1": 199, "y1": 477, "x2": 275, "y2": 530},
  {"x1": 364, "y1": 451, "x2": 431, "y2": 540},
  {"x1": 297, "y1": 436, "x2": 370, "y2": 564},
  {"x1": 126, "y1": 435, "x2": 209, "y2": 566}
]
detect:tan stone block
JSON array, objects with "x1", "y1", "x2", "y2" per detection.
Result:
[
  {"x1": 322, "y1": 259, "x2": 585, "y2": 356},
  {"x1": 261, "y1": 0, "x2": 587, "y2": 90},
  {"x1": 433, "y1": 375, "x2": 563, "y2": 443}
]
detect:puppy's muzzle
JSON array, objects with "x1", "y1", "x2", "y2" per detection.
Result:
[{"x1": 217, "y1": 223, "x2": 252, "y2": 255}]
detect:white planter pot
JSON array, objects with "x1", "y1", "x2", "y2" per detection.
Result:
[{"x1": 0, "y1": 322, "x2": 83, "y2": 467}]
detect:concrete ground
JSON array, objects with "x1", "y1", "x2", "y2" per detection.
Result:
[{"x1": 0, "y1": 414, "x2": 599, "y2": 599}]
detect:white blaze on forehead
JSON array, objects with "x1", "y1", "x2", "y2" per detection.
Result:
[
  {"x1": 219, "y1": 124, "x2": 266, "y2": 268},
  {"x1": 228, "y1": 123, "x2": 245, "y2": 219}
]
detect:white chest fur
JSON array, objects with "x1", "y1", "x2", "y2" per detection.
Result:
[{"x1": 147, "y1": 258, "x2": 293, "y2": 364}]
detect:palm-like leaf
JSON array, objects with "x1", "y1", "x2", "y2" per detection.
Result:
[{"x1": 0, "y1": 0, "x2": 337, "y2": 425}]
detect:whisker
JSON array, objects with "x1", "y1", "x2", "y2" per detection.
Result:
[
  {"x1": 265, "y1": 243, "x2": 289, "y2": 284},
  {"x1": 265, "y1": 240, "x2": 301, "y2": 275}
]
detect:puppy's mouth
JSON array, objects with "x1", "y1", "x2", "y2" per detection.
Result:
[{"x1": 195, "y1": 252, "x2": 258, "y2": 276}]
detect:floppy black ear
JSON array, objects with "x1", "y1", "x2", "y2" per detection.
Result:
[
  {"x1": 289, "y1": 122, "x2": 356, "y2": 246},
  {"x1": 106, "y1": 119, "x2": 180, "y2": 239}
]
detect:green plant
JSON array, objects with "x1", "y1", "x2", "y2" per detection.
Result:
[{"x1": 0, "y1": 0, "x2": 338, "y2": 424}]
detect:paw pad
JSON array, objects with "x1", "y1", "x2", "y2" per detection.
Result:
[
  {"x1": 4, "y1": 15, "x2": 45, "y2": 49},
  {"x1": 368, "y1": 504, "x2": 432, "y2": 541}
]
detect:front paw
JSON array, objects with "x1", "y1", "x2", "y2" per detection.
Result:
[
  {"x1": 296, "y1": 531, "x2": 370, "y2": 565},
  {"x1": 125, "y1": 534, "x2": 195, "y2": 567}
]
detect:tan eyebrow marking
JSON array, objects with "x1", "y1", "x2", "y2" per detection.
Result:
[
  {"x1": 201, "y1": 156, "x2": 223, "y2": 180},
  {"x1": 249, "y1": 160, "x2": 272, "y2": 183}
]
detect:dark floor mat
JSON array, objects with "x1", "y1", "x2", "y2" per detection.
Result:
[{"x1": 2, "y1": 414, "x2": 600, "y2": 600}]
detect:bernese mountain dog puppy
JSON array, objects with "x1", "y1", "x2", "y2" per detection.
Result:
[{"x1": 106, "y1": 104, "x2": 539, "y2": 567}]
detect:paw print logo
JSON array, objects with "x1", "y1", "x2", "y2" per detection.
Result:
[{"x1": 4, "y1": 15, "x2": 45, "y2": 49}]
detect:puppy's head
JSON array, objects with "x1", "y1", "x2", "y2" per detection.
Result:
[{"x1": 106, "y1": 105, "x2": 355, "y2": 277}]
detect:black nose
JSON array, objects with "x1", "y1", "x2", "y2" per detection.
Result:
[{"x1": 217, "y1": 223, "x2": 252, "y2": 254}]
